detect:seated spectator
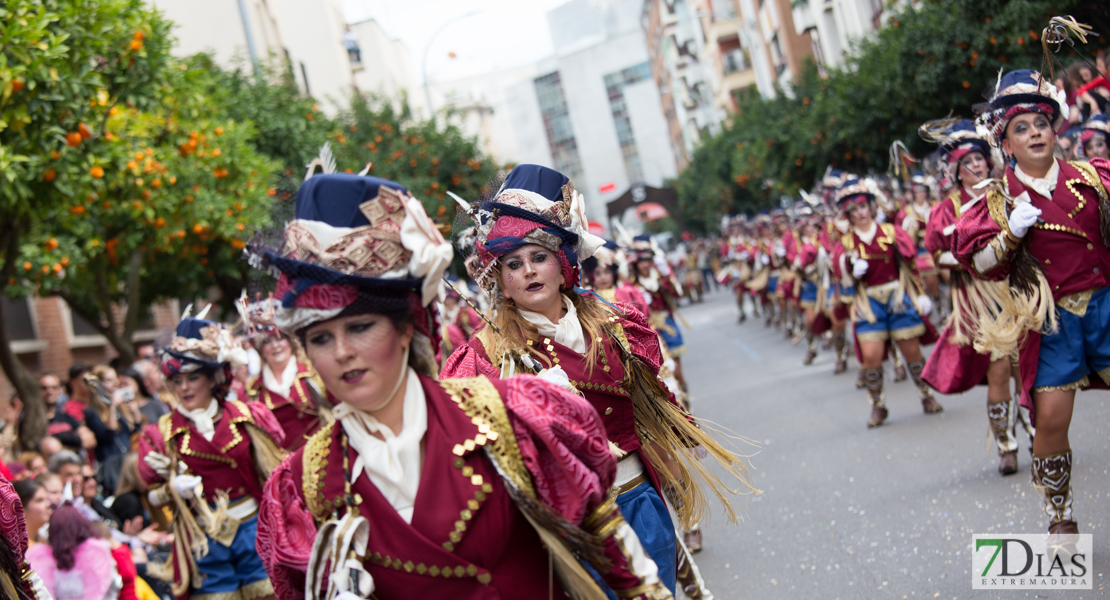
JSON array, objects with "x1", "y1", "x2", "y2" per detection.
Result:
[
  {"x1": 35, "y1": 472, "x2": 64, "y2": 508},
  {"x1": 129, "y1": 360, "x2": 167, "y2": 410},
  {"x1": 26, "y1": 505, "x2": 121, "y2": 600},
  {"x1": 18, "y1": 452, "x2": 48, "y2": 478},
  {"x1": 117, "y1": 367, "x2": 164, "y2": 427},
  {"x1": 14, "y1": 478, "x2": 53, "y2": 546},
  {"x1": 81, "y1": 463, "x2": 120, "y2": 528}
]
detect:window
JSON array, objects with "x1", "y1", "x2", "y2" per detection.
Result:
[
  {"x1": 1, "y1": 298, "x2": 36, "y2": 341},
  {"x1": 534, "y1": 72, "x2": 584, "y2": 182},
  {"x1": 603, "y1": 62, "x2": 653, "y2": 184},
  {"x1": 722, "y1": 48, "x2": 751, "y2": 74}
]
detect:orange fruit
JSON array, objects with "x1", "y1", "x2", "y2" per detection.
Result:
[
  {"x1": 130, "y1": 39, "x2": 143, "y2": 51},
  {"x1": 90, "y1": 166, "x2": 104, "y2": 178},
  {"x1": 78, "y1": 123, "x2": 93, "y2": 139},
  {"x1": 43, "y1": 168, "x2": 57, "y2": 182},
  {"x1": 45, "y1": 237, "x2": 58, "y2": 250},
  {"x1": 65, "y1": 132, "x2": 82, "y2": 147},
  {"x1": 70, "y1": 205, "x2": 86, "y2": 215},
  {"x1": 11, "y1": 79, "x2": 24, "y2": 93},
  {"x1": 192, "y1": 224, "x2": 204, "y2": 234},
  {"x1": 51, "y1": 150, "x2": 61, "y2": 160},
  {"x1": 214, "y1": 127, "x2": 223, "y2": 135},
  {"x1": 133, "y1": 31, "x2": 145, "y2": 41}
]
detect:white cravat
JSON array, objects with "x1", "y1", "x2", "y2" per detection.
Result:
[
  {"x1": 177, "y1": 398, "x2": 219, "y2": 441},
  {"x1": 855, "y1": 222, "x2": 878, "y2": 245},
  {"x1": 637, "y1": 270, "x2": 660, "y2": 293},
  {"x1": 332, "y1": 368, "x2": 426, "y2": 524},
  {"x1": 262, "y1": 358, "x2": 298, "y2": 398},
  {"x1": 519, "y1": 294, "x2": 586, "y2": 353},
  {"x1": 1014, "y1": 159, "x2": 1059, "y2": 200}
]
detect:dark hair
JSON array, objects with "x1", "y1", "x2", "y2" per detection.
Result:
[
  {"x1": 118, "y1": 367, "x2": 153, "y2": 400},
  {"x1": 12, "y1": 479, "x2": 43, "y2": 507},
  {"x1": 47, "y1": 505, "x2": 97, "y2": 571},
  {"x1": 65, "y1": 364, "x2": 92, "y2": 396},
  {"x1": 47, "y1": 450, "x2": 82, "y2": 475}
]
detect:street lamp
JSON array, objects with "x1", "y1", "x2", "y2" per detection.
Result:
[{"x1": 422, "y1": 10, "x2": 482, "y2": 121}]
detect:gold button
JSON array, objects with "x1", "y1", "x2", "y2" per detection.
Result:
[
  {"x1": 1088, "y1": 243, "x2": 1095, "y2": 250},
  {"x1": 605, "y1": 407, "x2": 613, "y2": 415}
]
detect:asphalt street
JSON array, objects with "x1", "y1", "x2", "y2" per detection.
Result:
[{"x1": 675, "y1": 287, "x2": 1110, "y2": 600}]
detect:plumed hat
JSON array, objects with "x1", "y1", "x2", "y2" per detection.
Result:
[
  {"x1": 161, "y1": 305, "x2": 248, "y2": 383},
  {"x1": 978, "y1": 69, "x2": 1067, "y2": 147},
  {"x1": 468, "y1": 164, "x2": 604, "y2": 295}
]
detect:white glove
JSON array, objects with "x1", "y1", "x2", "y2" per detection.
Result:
[
  {"x1": 1009, "y1": 202, "x2": 1041, "y2": 238},
  {"x1": 915, "y1": 295, "x2": 933, "y2": 316},
  {"x1": 760, "y1": 255, "x2": 770, "y2": 265},
  {"x1": 901, "y1": 215, "x2": 916, "y2": 232},
  {"x1": 792, "y1": 257, "x2": 802, "y2": 268},
  {"x1": 536, "y1": 366, "x2": 575, "y2": 393},
  {"x1": 739, "y1": 251, "x2": 750, "y2": 261},
  {"x1": 143, "y1": 451, "x2": 186, "y2": 479},
  {"x1": 938, "y1": 251, "x2": 959, "y2": 267},
  {"x1": 775, "y1": 246, "x2": 786, "y2": 257},
  {"x1": 171, "y1": 474, "x2": 202, "y2": 500},
  {"x1": 851, "y1": 259, "x2": 869, "y2": 279}
]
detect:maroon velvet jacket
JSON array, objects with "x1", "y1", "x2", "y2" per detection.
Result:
[
  {"x1": 137, "y1": 399, "x2": 284, "y2": 504},
  {"x1": 953, "y1": 158, "x2": 1110, "y2": 416},
  {"x1": 257, "y1": 374, "x2": 661, "y2": 600},
  {"x1": 921, "y1": 186, "x2": 992, "y2": 393},
  {"x1": 439, "y1": 301, "x2": 686, "y2": 497},
  {"x1": 835, "y1": 222, "x2": 917, "y2": 288},
  {"x1": 249, "y1": 362, "x2": 323, "y2": 452}
]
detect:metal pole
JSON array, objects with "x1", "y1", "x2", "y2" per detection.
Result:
[
  {"x1": 422, "y1": 10, "x2": 481, "y2": 121},
  {"x1": 236, "y1": 0, "x2": 262, "y2": 78}
]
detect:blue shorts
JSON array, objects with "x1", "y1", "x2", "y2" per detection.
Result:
[
  {"x1": 193, "y1": 511, "x2": 271, "y2": 599},
  {"x1": 1033, "y1": 287, "x2": 1110, "y2": 390},
  {"x1": 854, "y1": 292, "x2": 925, "y2": 342},
  {"x1": 617, "y1": 480, "x2": 677, "y2": 595},
  {"x1": 768, "y1": 276, "x2": 779, "y2": 293},
  {"x1": 800, "y1": 281, "x2": 818, "y2": 307},
  {"x1": 658, "y1": 315, "x2": 685, "y2": 357}
]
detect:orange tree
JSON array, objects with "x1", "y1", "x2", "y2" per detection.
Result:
[
  {"x1": 328, "y1": 95, "x2": 499, "y2": 235},
  {"x1": 20, "y1": 64, "x2": 277, "y2": 368},
  {"x1": 0, "y1": 0, "x2": 172, "y2": 446}
]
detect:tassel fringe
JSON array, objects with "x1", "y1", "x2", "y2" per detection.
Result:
[{"x1": 624, "y1": 356, "x2": 761, "y2": 529}]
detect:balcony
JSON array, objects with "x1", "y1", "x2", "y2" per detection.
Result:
[{"x1": 722, "y1": 48, "x2": 751, "y2": 75}]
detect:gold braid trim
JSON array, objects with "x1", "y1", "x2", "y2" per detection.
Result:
[
  {"x1": 302, "y1": 422, "x2": 335, "y2": 522},
  {"x1": 440, "y1": 377, "x2": 534, "y2": 497},
  {"x1": 608, "y1": 323, "x2": 759, "y2": 529}
]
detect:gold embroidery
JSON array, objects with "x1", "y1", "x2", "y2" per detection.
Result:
[
  {"x1": 1070, "y1": 160, "x2": 1109, "y2": 205},
  {"x1": 1033, "y1": 375, "x2": 1089, "y2": 393},
  {"x1": 440, "y1": 378, "x2": 535, "y2": 498},
  {"x1": 302, "y1": 422, "x2": 334, "y2": 521},
  {"x1": 1064, "y1": 178, "x2": 1087, "y2": 219},
  {"x1": 1034, "y1": 221, "x2": 1088, "y2": 239},
  {"x1": 1057, "y1": 289, "x2": 1095, "y2": 318}
]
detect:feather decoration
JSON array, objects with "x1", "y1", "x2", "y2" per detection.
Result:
[
  {"x1": 446, "y1": 190, "x2": 471, "y2": 212},
  {"x1": 917, "y1": 114, "x2": 962, "y2": 146},
  {"x1": 888, "y1": 141, "x2": 916, "y2": 181},
  {"x1": 303, "y1": 142, "x2": 337, "y2": 181}
]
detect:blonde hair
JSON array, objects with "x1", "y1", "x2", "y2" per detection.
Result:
[
  {"x1": 115, "y1": 452, "x2": 144, "y2": 497},
  {"x1": 483, "y1": 282, "x2": 617, "y2": 375}
]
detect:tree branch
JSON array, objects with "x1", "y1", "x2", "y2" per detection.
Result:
[{"x1": 0, "y1": 219, "x2": 47, "y2": 450}]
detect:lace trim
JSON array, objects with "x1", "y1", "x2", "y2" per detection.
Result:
[{"x1": 302, "y1": 422, "x2": 335, "y2": 522}]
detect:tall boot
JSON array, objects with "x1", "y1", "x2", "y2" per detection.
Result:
[
  {"x1": 803, "y1": 332, "x2": 817, "y2": 365},
  {"x1": 907, "y1": 359, "x2": 943, "y2": 413},
  {"x1": 863, "y1": 367, "x2": 887, "y2": 428},
  {"x1": 1032, "y1": 451, "x2": 1078, "y2": 534},
  {"x1": 832, "y1": 332, "x2": 848, "y2": 374},
  {"x1": 891, "y1": 343, "x2": 908, "y2": 382},
  {"x1": 987, "y1": 398, "x2": 1019, "y2": 475}
]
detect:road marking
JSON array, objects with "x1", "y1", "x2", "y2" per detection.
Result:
[{"x1": 732, "y1": 337, "x2": 763, "y2": 362}]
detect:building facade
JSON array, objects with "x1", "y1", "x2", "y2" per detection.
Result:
[
  {"x1": 790, "y1": 0, "x2": 890, "y2": 71},
  {"x1": 428, "y1": 0, "x2": 681, "y2": 225}
]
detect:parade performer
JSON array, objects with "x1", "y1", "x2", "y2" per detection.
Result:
[
  {"x1": 901, "y1": 174, "x2": 943, "y2": 312},
  {"x1": 1079, "y1": 114, "x2": 1110, "y2": 160},
  {"x1": 238, "y1": 294, "x2": 328, "y2": 452},
  {"x1": 819, "y1": 169, "x2": 853, "y2": 374},
  {"x1": 795, "y1": 216, "x2": 824, "y2": 365},
  {"x1": 954, "y1": 68, "x2": 1110, "y2": 535},
  {"x1": 440, "y1": 165, "x2": 755, "y2": 596},
  {"x1": 583, "y1": 243, "x2": 649, "y2": 317},
  {"x1": 628, "y1": 236, "x2": 689, "y2": 390},
  {"x1": 252, "y1": 170, "x2": 675, "y2": 600},
  {"x1": 0, "y1": 474, "x2": 52, "y2": 600},
  {"x1": 919, "y1": 118, "x2": 1029, "y2": 476},
  {"x1": 137, "y1": 310, "x2": 285, "y2": 600},
  {"x1": 438, "y1": 277, "x2": 485, "y2": 362},
  {"x1": 834, "y1": 176, "x2": 942, "y2": 427}
]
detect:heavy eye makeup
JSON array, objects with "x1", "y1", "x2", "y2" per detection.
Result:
[
  {"x1": 505, "y1": 250, "x2": 549, "y2": 271},
  {"x1": 306, "y1": 318, "x2": 379, "y2": 347}
]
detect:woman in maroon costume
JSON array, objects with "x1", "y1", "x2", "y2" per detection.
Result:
[
  {"x1": 920, "y1": 118, "x2": 1028, "y2": 476},
  {"x1": 238, "y1": 294, "x2": 327, "y2": 452},
  {"x1": 0, "y1": 474, "x2": 52, "y2": 600},
  {"x1": 253, "y1": 169, "x2": 672, "y2": 600},
  {"x1": 442, "y1": 165, "x2": 753, "y2": 597}
]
